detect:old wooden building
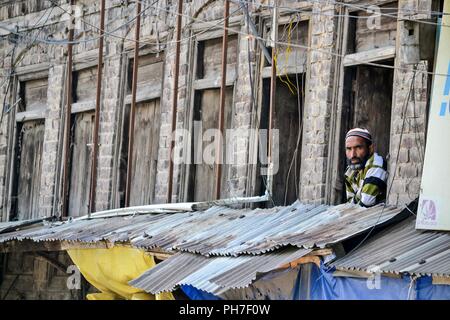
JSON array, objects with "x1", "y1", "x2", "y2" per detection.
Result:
[{"x1": 0, "y1": 0, "x2": 440, "y2": 299}]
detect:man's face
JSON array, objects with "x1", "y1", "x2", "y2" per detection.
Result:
[{"x1": 345, "y1": 136, "x2": 372, "y2": 169}]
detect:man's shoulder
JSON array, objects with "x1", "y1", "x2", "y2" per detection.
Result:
[{"x1": 366, "y1": 153, "x2": 387, "y2": 170}]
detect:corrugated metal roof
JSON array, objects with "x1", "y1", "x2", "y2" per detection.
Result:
[
  {"x1": 331, "y1": 217, "x2": 450, "y2": 277},
  {"x1": 0, "y1": 201, "x2": 406, "y2": 257},
  {"x1": 0, "y1": 218, "x2": 47, "y2": 234},
  {"x1": 129, "y1": 247, "x2": 312, "y2": 295},
  {"x1": 0, "y1": 201, "x2": 406, "y2": 256}
]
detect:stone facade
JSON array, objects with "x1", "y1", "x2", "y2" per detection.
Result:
[
  {"x1": 388, "y1": 0, "x2": 430, "y2": 206},
  {"x1": 300, "y1": 2, "x2": 336, "y2": 204},
  {"x1": 0, "y1": 0, "x2": 437, "y2": 299}
]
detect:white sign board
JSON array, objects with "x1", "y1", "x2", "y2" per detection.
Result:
[{"x1": 416, "y1": 0, "x2": 450, "y2": 230}]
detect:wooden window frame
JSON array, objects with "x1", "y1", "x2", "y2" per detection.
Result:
[
  {"x1": 4, "y1": 68, "x2": 49, "y2": 221},
  {"x1": 180, "y1": 30, "x2": 239, "y2": 202}
]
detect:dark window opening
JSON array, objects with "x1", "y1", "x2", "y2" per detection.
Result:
[
  {"x1": 336, "y1": 61, "x2": 394, "y2": 204},
  {"x1": 259, "y1": 74, "x2": 305, "y2": 207}
]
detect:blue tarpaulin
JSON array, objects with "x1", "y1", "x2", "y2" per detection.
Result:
[
  {"x1": 309, "y1": 263, "x2": 450, "y2": 300},
  {"x1": 181, "y1": 285, "x2": 222, "y2": 300},
  {"x1": 181, "y1": 263, "x2": 450, "y2": 300}
]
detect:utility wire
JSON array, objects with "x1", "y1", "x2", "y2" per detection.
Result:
[
  {"x1": 1, "y1": 4, "x2": 56, "y2": 124},
  {"x1": 0, "y1": 1, "x2": 243, "y2": 79},
  {"x1": 132, "y1": 1, "x2": 450, "y2": 78},
  {"x1": 231, "y1": 0, "x2": 450, "y2": 27},
  {"x1": 0, "y1": 1, "x2": 449, "y2": 78}
]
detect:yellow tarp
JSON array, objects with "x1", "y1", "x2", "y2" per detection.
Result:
[{"x1": 67, "y1": 246, "x2": 174, "y2": 300}]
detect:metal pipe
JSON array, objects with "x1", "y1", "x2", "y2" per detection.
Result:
[
  {"x1": 89, "y1": 0, "x2": 106, "y2": 215},
  {"x1": 167, "y1": 0, "x2": 183, "y2": 203},
  {"x1": 73, "y1": 192, "x2": 270, "y2": 221},
  {"x1": 61, "y1": 0, "x2": 75, "y2": 219},
  {"x1": 214, "y1": 0, "x2": 230, "y2": 200},
  {"x1": 267, "y1": 1, "x2": 278, "y2": 187},
  {"x1": 124, "y1": 0, "x2": 141, "y2": 207}
]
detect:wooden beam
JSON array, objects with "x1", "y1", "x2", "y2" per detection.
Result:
[
  {"x1": 124, "y1": 88, "x2": 162, "y2": 105},
  {"x1": 146, "y1": 251, "x2": 173, "y2": 261},
  {"x1": 0, "y1": 240, "x2": 174, "y2": 261},
  {"x1": 192, "y1": 73, "x2": 236, "y2": 90},
  {"x1": 261, "y1": 65, "x2": 305, "y2": 78},
  {"x1": 310, "y1": 248, "x2": 333, "y2": 256},
  {"x1": 432, "y1": 276, "x2": 450, "y2": 285},
  {"x1": 15, "y1": 109, "x2": 47, "y2": 122},
  {"x1": 33, "y1": 251, "x2": 68, "y2": 274},
  {"x1": 0, "y1": 239, "x2": 109, "y2": 253},
  {"x1": 280, "y1": 255, "x2": 321, "y2": 269},
  {"x1": 71, "y1": 101, "x2": 96, "y2": 114},
  {"x1": 191, "y1": 15, "x2": 242, "y2": 33},
  {"x1": 333, "y1": 269, "x2": 402, "y2": 279},
  {"x1": 343, "y1": 46, "x2": 396, "y2": 67}
]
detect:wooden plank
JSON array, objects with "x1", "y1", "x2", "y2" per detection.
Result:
[
  {"x1": 71, "y1": 101, "x2": 96, "y2": 114},
  {"x1": 191, "y1": 15, "x2": 242, "y2": 33},
  {"x1": 0, "y1": 240, "x2": 108, "y2": 253},
  {"x1": 261, "y1": 66, "x2": 305, "y2": 78},
  {"x1": 122, "y1": 31, "x2": 170, "y2": 52},
  {"x1": 21, "y1": 78, "x2": 48, "y2": 112},
  {"x1": 124, "y1": 86, "x2": 162, "y2": 105},
  {"x1": 343, "y1": 46, "x2": 396, "y2": 66},
  {"x1": 16, "y1": 120, "x2": 45, "y2": 220},
  {"x1": 75, "y1": 66, "x2": 97, "y2": 103},
  {"x1": 193, "y1": 87, "x2": 233, "y2": 201},
  {"x1": 355, "y1": 2, "x2": 398, "y2": 52},
  {"x1": 0, "y1": 239, "x2": 174, "y2": 260},
  {"x1": 126, "y1": 55, "x2": 164, "y2": 95},
  {"x1": 279, "y1": 255, "x2": 321, "y2": 269},
  {"x1": 129, "y1": 99, "x2": 161, "y2": 206},
  {"x1": 198, "y1": 35, "x2": 238, "y2": 80},
  {"x1": 333, "y1": 269, "x2": 373, "y2": 278},
  {"x1": 432, "y1": 276, "x2": 450, "y2": 285},
  {"x1": 68, "y1": 112, "x2": 95, "y2": 217},
  {"x1": 16, "y1": 67, "x2": 49, "y2": 82},
  {"x1": 193, "y1": 70, "x2": 236, "y2": 90},
  {"x1": 34, "y1": 252, "x2": 67, "y2": 274},
  {"x1": 333, "y1": 269, "x2": 402, "y2": 279},
  {"x1": 15, "y1": 109, "x2": 47, "y2": 122},
  {"x1": 310, "y1": 248, "x2": 333, "y2": 256},
  {"x1": 136, "y1": 58, "x2": 164, "y2": 90}
]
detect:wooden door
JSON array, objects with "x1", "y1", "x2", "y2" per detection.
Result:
[
  {"x1": 16, "y1": 120, "x2": 45, "y2": 220},
  {"x1": 68, "y1": 112, "x2": 94, "y2": 217},
  {"x1": 193, "y1": 87, "x2": 233, "y2": 202},
  {"x1": 129, "y1": 99, "x2": 161, "y2": 206}
]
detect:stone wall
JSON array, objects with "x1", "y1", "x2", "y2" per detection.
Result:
[
  {"x1": 0, "y1": 0, "x2": 434, "y2": 219},
  {"x1": 388, "y1": 0, "x2": 431, "y2": 205},
  {"x1": 0, "y1": 0, "x2": 434, "y2": 215},
  {"x1": 0, "y1": 0, "x2": 436, "y2": 299},
  {"x1": 299, "y1": 2, "x2": 337, "y2": 204}
]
